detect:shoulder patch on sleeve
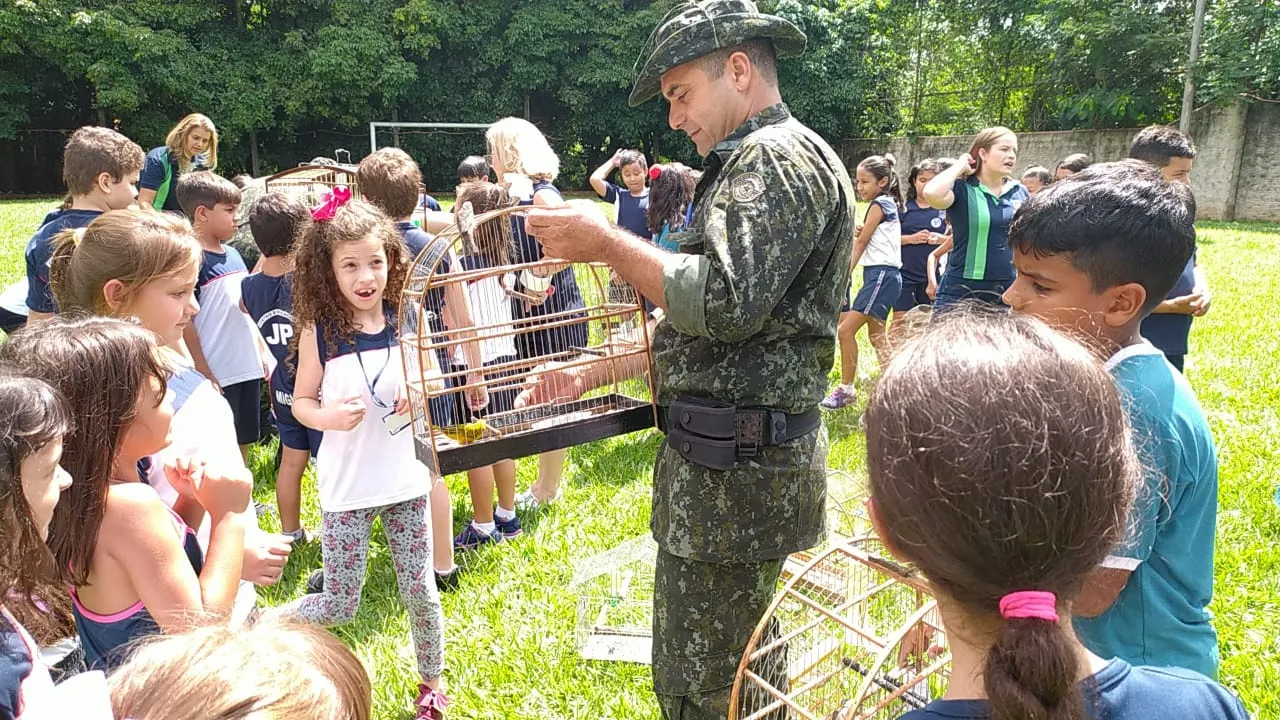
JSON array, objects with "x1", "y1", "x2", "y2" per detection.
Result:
[{"x1": 731, "y1": 173, "x2": 766, "y2": 203}]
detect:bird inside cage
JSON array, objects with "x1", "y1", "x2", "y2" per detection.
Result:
[{"x1": 398, "y1": 180, "x2": 658, "y2": 476}]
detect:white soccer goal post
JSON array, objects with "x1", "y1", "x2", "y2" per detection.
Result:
[{"x1": 367, "y1": 122, "x2": 493, "y2": 155}]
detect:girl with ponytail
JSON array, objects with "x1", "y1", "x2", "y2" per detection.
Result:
[{"x1": 864, "y1": 312, "x2": 1247, "y2": 720}]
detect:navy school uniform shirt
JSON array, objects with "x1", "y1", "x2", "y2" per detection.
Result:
[
  {"x1": 899, "y1": 199, "x2": 948, "y2": 285},
  {"x1": 241, "y1": 271, "x2": 297, "y2": 395},
  {"x1": 138, "y1": 147, "x2": 189, "y2": 215},
  {"x1": 897, "y1": 658, "x2": 1246, "y2": 720},
  {"x1": 24, "y1": 208, "x2": 103, "y2": 313},
  {"x1": 1141, "y1": 256, "x2": 1197, "y2": 358},
  {"x1": 396, "y1": 222, "x2": 460, "y2": 426},
  {"x1": 603, "y1": 181, "x2": 653, "y2": 241},
  {"x1": 944, "y1": 177, "x2": 1028, "y2": 283}
]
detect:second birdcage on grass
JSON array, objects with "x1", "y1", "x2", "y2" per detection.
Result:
[{"x1": 399, "y1": 202, "x2": 658, "y2": 476}]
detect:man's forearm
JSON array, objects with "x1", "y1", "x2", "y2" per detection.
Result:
[{"x1": 601, "y1": 229, "x2": 670, "y2": 311}]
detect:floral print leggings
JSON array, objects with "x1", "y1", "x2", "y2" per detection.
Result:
[{"x1": 283, "y1": 494, "x2": 443, "y2": 679}]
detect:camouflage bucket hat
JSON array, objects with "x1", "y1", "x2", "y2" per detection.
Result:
[{"x1": 629, "y1": 0, "x2": 806, "y2": 107}]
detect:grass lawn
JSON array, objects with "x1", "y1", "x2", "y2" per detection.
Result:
[{"x1": 1, "y1": 198, "x2": 1278, "y2": 719}]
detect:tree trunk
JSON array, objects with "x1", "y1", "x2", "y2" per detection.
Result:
[{"x1": 249, "y1": 128, "x2": 260, "y2": 177}]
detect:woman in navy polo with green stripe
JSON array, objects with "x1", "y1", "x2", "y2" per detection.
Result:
[
  {"x1": 923, "y1": 126, "x2": 1028, "y2": 309},
  {"x1": 137, "y1": 114, "x2": 219, "y2": 215}
]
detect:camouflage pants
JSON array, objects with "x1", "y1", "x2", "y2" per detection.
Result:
[{"x1": 652, "y1": 549, "x2": 784, "y2": 720}]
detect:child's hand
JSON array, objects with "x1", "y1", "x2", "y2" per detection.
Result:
[
  {"x1": 243, "y1": 531, "x2": 292, "y2": 586},
  {"x1": 1190, "y1": 289, "x2": 1211, "y2": 316},
  {"x1": 464, "y1": 373, "x2": 489, "y2": 412},
  {"x1": 393, "y1": 382, "x2": 412, "y2": 417},
  {"x1": 326, "y1": 393, "x2": 367, "y2": 431},
  {"x1": 611, "y1": 149, "x2": 625, "y2": 168},
  {"x1": 163, "y1": 455, "x2": 206, "y2": 502},
  {"x1": 926, "y1": 278, "x2": 938, "y2": 300},
  {"x1": 195, "y1": 463, "x2": 252, "y2": 518}
]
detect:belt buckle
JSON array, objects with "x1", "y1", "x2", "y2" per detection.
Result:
[{"x1": 735, "y1": 411, "x2": 764, "y2": 457}]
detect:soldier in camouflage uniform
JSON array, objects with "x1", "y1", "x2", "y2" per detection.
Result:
[{"x1": 527, "y1": 2, "x2": 854, "y2": 716}]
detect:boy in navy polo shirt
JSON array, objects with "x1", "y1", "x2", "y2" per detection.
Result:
[
  {"x1": 241, "y1": 192, "x2": 318, "y2": 544},
  {"x1": 25, "y1": 127, "x2": 145, "y2": 323},
  {"x1": 176, "y1": 171, "x2": 264, "y2": 463},
  {"x1": 1003, "y1": 161, "x2": 1220, "y2": 679},
  {"x1": 1131, "y1": 125, "x2": 1210, "y2": 373},
  {"x1": 590, "y1": 149, "x2": 652, "y2": 241},
  {"x1": 591, "y1": 149, "x2": 652, "y2": 309}
]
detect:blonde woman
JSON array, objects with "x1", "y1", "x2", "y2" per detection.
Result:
[
  {"x1": 485, "y1": 117, "x2": 586, "y2": 511},
  {"x1": 138, "y1": 113, "x2": 219, "y2": 214}
]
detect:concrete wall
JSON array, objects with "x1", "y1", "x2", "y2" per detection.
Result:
[{"x1": 836, "y1": 100, "x2": 1280, "y2": 223}]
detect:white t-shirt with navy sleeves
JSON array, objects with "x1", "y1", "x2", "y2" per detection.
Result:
[
  {"x1": 314, "y1": 316, "x2": 432, "y2": 512},
  {"x1": 859, "y1": 195, "x2": 902, "y2": 269},
  {"x1": 193, "y1": 245, "x2": 262, "y2": 387}
]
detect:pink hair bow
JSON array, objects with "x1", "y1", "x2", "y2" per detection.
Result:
[{"x1": 311, "y1": 186, "x2": 352, "y2": 221}]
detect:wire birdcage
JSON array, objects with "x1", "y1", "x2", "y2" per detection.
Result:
[
  {"x1": 399, "y1": 203, "x2": 658, "y2": 476},
  {"x1": 262, "y1": 163, "x2": 360, "y2": 207},
  {"x1": 730, "y1": 537, "x2": 951, "y2": 720}
]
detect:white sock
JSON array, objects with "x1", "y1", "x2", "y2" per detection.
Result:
[
  {"x1": 494, "y1": 506, "x2": 516, "y2": 522},
  {"x1": 473, "y1": 520, "x2": 497, "y2": 535},
  {"x1": 840, "y1": 383, "x2": 856, "y2": 393}
]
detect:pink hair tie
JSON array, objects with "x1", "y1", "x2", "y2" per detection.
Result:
[
  {"x1": 648, "y1": 165, "x2": 663, "y2": 181},
  {"x1": 998, "y1": 590, "x2": 1059, "y2": 623},
  {"x1": 311, "y1": 186, "x2": 352, "y2": 221}
]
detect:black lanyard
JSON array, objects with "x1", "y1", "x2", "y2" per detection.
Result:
[{"x1": 354, "y1": 332, "x2": 393, "y2": 407}]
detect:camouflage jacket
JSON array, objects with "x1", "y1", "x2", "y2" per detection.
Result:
[
  {"x1": 656, "y1": 103, "x2": 854, "y2": 414},
  {"x1": 651, "y1": 103, "x2": 854, "y2": 562}
]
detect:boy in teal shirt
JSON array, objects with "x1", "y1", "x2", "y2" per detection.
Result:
[{"x1": 1001, "y1": 160, "x2": 1219, "y2": 679}]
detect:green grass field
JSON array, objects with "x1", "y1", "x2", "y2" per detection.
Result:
[{"x1": 2, "y1": 199, "x2": 1278, "y2": 719}]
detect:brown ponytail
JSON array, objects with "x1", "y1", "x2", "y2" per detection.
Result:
[
  {"x1": 985, "y1": 618, "x2": 1085, "y2": 720},
  {"x1": 865, "y1": 310, "x2": 1140, "y2": 720}
]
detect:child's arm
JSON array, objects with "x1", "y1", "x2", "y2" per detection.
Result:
[
  {"x1": 926, "y1": 236, "x2": 953, "y2": 299},
  {"x1": 291, "y1": 326, "x2": 364, "y2": 432},
  {"x1": 589, "y1": 151, "x2": 623, "y2": 199},
  {"x1": 440, "y1": 268, "x2": 488, "y2": 410},
  {"x1": 848, "y1": 204, "x2": 885, "y2": 269},
  {"x1": 922, "y1": 155, "x2": 974, "y2": 210},
  {"x1": 182, "y1": 323, "x2": 218, "y2": 392},
  {"x1": 108, "y1": 475, "x2": 248, "y2": 630}
]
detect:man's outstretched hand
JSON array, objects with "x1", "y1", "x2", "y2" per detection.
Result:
[
  {"x1": 525, "y1": 202, "x2": 614, "y2": 263},
  {"x1": 514, "y1": 361, "x2": 588, "y2": 409}
]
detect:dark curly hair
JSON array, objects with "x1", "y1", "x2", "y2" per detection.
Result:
[{"x1": 290, "y1": 199, "x2": 408, "y2": 362}]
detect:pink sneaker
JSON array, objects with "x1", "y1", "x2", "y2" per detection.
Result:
[
  {"x1": 415, "y1": 685, "x2": 450, "y2": 720},
  {"x1": 821, "y1": 386, "x2": 857, "y2": 410}
]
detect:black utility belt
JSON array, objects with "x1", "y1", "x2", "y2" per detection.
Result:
[{"x1": 657, "y1": 395, "x2": 821, "y2": 471}]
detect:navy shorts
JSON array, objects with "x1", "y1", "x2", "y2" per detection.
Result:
[
  {"x1": 846, "y1": 266, "x2": 902, "y2": 322},
  {"x1": 932, "y1": 277, "x2": 1010, "y2": 312},
  {"x1": 893, "y1": 281, "x2": 932, "y2": 313},
  {"x1": 223, "y1": 379, "x2": 262, "y2": 446},
  {"x1": 271, "y1": 386, "x2": 322, "y2": 456}
]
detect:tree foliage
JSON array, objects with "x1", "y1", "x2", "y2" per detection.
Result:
[{"x1": 1, "y1": 0, "x2": 1276, "y2": 193}]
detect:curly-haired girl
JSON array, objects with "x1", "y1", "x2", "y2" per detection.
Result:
[{"x1": 283, "y1": 197, "x2": 449, "y2": 719}]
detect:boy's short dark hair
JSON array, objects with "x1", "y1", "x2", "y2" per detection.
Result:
[
  {"x1": 62, "y1": 127, "x2": 146, "y2": 197},
  {"x1": 1056, "y1": 153, "x2": 1093, "y2": 174},
  {"x1": 1009, "y1": 160, "x2": 1196, "y2": 314},
  {"x1": 357, "y1": 148, "x2": 421, "y2": 220},
  {"x1": 249, "y1": 192, "x2": 310, "y2": 258},
  {"x1": 616, "y1": 149, "x2": 647, "y2": 170},
  {"x1": 457, "y1": 155, "x2": 490, "y2": 182},
  {"x1": 1021, "y1": 166, "x2": 1052, "y2": 184},
  {"x1": 1129, "y1": 125, "x2": 1197, "y2": 167},
  {"x1": 230, "y1": 174, "x2": 254, "y2": 189},
  {"x1": 175, "y1": 171, "x2": 242, "y2": 219}
]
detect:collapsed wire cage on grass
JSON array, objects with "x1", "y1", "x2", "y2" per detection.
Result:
[
  {"x1": 399, "y1": 202, "x2": 658, "y2": 476},
  {"x1": 730, "y1": 536, "x2": 950, "y2": 720}
]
